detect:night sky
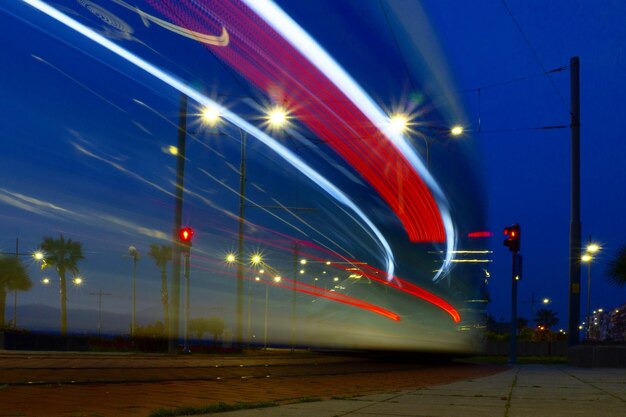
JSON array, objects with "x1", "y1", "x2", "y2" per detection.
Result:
[{"x1": 1, "y1": 0, "x2": 625, "y2": 340}]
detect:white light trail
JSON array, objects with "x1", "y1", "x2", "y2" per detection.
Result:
[
  {"x1": 243, "y1": 0, "x2": 456, "y2": 281},
  {"x1": 21, "y1": 0, "x2": 396, "y2": 279}
]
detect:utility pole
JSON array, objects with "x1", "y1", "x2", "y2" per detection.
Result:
[
  {"x1": 236, "y1": 131, "x2": 247, "y2": 350},
  {"x1": 568, "y1": 56, "x2": 581, "y2": 347},
  {"x1": 290, "y1": 242, "x2": 298, "y2": 352},
  {"x1": 13, "y1": 238, "x2": 18, "y2": 328},
  {"x1": 170, "y1": 93, "x2": 188, "y2": 353},
  {"x1": 90, "y1": 290, "x2": 112, "y2": 337}
]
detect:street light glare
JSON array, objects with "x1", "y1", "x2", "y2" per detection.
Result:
[
  {"x1": 268, "y1": 106, "x2": 287, "y2": 127},
  {"x1": 226, "y1": 253, "x2": 236, "y2": 263},
  {"x1": 300, "y1": 258, "x2": 307, "y2": 265},
  {"x1": 389, "y1": 114, "x2": 408, "y2": 133},
  {"x1": 542, "y1": 298, "x2": 550, "y2": 304},
  {"x1": 581, "y1": 253, "x2": 592, "y2": 263},
  {"x1": 201, "y1": 106, "x2": 221, "y2": 126},
  {"x1": 33, "y1": 251, "x2": 44, "y2": 261},
  {"x1": 73, "y1": 277, "x2": 83, "y2": 285},
  {"x1": 586, "y1": 243, "x2": 600, "y2": 253},
  {"x1": 251, "y1": 254, "x2": 262, "y2": 265},
  {"x1": 168, "y1": 145, "x2": 178, "y2": 155},
  {"x1": 450, "y1": 125, "x2": 464, "y2": 136},
  {"x1": 274, "y1": 276, "x2": 282, "y2": 282},
  {"x1": 42, "y1": 277, "x2": 50, "y2": 284}
]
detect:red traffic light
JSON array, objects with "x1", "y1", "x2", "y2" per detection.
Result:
[
  {"x1": 179, "y1": 227, "x2": 194, "y2": 244},
  {"x1": 503, "y1": 224, "x2": 521, "y2": 252}
]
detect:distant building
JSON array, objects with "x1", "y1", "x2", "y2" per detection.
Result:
[{"x1": 587, "y1": 302, "x2": 626, "y2": 342}]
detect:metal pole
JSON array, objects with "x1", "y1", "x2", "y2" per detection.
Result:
[
  {"x1": 236, "y1": 130, "x2": 247, "y2": 349},
  {"x1": 263, "y1": 284, "x2": 269, "y2": 349},
  {"x1": 13, "y1": 238, "x2": 18, "y2": 328},
  {"x1": 568, "y1": 56, "x2": 581, "y2": 347},
  {"x1": 290, "y1": 242, "x2": 298, "y2": 352},
  {"x1": 169, "y1": 93, "x2": 188, "y2": 353},
  {"x1": 90, "y1": 290, "x2": 112, "y2": 338},
  {"x1": 586, "y1": 239, "x2": 592, "y2": 340},
  {"x1": 509, "y1": 251, "x2": 518, "y2": 364},
  {"x1": 246, "y1": 279, "x2": 252, "y2": 348},
  {"x1": 182, "y1": 250, "x2": 191, "y2": 353},
  {"x1": 132, "y1": 252, "x2": 137, "y2": 337}
]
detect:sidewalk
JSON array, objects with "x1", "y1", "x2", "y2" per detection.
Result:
[{"x1": 199, "y1": 365, "x2": 626, "y2": 417}]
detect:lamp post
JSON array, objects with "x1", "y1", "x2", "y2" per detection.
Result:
[
  {"x1": 128, "y1": 246, "x2": 139, "y2": 338},
  {"x1": 264, "y1": 275, "x2": 282, "y2": 349},
  {"x1": 388, "y1": 114, "x2": 463, "y2": 169},
  {"x1": 582, "y1": 239, "x2": 600, "y2": 340}
]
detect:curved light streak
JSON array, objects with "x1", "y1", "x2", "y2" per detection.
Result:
[
  {"x1": 109, "y1": 0, "x2": 230, "y2": 46},
  {"x1": 21, "y1": 0, "x2": 396, "y2": 279},
  {"x1": 242, "y1": 0, "x2": 457, "y2": 282}
]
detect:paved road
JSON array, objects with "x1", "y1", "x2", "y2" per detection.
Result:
[
  {"x1": 201, "y1": 365, "x2": 626, "y2": 417},
  {"x1": 0, "y1": 350, "x2": 502, "y2": 417}
]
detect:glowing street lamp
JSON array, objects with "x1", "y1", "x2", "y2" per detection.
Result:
[
  {"x1": 201, "y1": 106, "x2": 221, "y2": 127},
  {"x1": 582, "y1": 240, "x2": 601, "y2": 340},
  {"x1": 262, "y1": 276, "x2": 283, "y2": 349},
  {"x1": 225, "y1": 253, "x2": 237, "y2": 264},
  {"x1": 450, "y1": 125, "x2": 464, "y2": 136},
  {"x1": 267, "y1": 106, "x2": 288, "y2": 128},
  {"x1": 73, "y1": 277, "x2": 83, "y2": 286}
]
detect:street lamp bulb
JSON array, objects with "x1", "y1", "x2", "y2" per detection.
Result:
[
  {"x1": 299, "y1": 269, "x2": 305, "y2": 274},
  {"x1": 450, "y1": 125, "x2": 464, "y2": 136},
  {"x1": 168, "y1": 145, "x2": 178, "y2": 155},
  {"x1": 255, "y1": 276, "x2": 260, "y2": 281},
  {"x1": 333, "y1": 277, "x2": 339, "y2": 282},
  {"x1": 33, "y1": 251, "x2": 44, "y2": 261},
  {"x1": 274, "y1": 276, "x2": 282, "y2": 283},
  {"x1": 226, "y1": 253, "x2": 236, "y2": 263},
  {"x1": 268, "y1": 106, "x2": 287, "y2": 127},
  {"x1": 586, "y1": 243, "x2": 600, "y2": 253},
  {"x1": 300, "y1": 258, "x2": 307, "y2": 265},
  {"x1": 581, "y1": 253, "x2": 592, "y2": 263},
  {"x1": 128, "y1": 245, "x2": 138, "y2": 256},
  {"x1": 259, "y1": 269, "x2": 265, "y2": 274},
  {"x1": 251, "y1": 254, "x2": 262, "y2": 264},
  {"x1": 201, "y1": 106, "x2": 221, "y2": 126},
  {"x1": 542, "y1": 298, "x2": 550, "y2": 304},
  {"x1": 42, "y1": 277, "x2": 50, "y2": 284},
  {"x1": 389, "y1": 114, "x2": 408, "y2": 133},
  {"x1": 73, "y1": 277, "x2": 83, "y2": 285}
]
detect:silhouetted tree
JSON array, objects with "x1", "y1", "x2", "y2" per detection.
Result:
[
  {"x1": 148, "y1": 244, "x2": 171, "y2": 335},
  {"x1": 607, "y1": 245, "x2": 626, "y2": 287},
  {"x1": 535, "y1": 308, "x2": 559, "y2": 329},
  {"x1": 0, "y1": 256, "x2": 32, "y2": 327},
  {"x1": 40, "y1": 235, "x2": 84, "y2": 335}
]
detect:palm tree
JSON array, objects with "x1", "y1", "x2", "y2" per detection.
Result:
[
  {"x1": 40, "y1": 235, "x2": 84, "y2": 335},
  {"x1": 607, "y1": 245, "x2": 626, "y2": 287},
  {"x1": 0, "y1": 257, "x2": 32, "y2": 328},
  {"x1": 149, "y1": 244, "x2": 172, "y2": 336},
  {"x1": 535, "y1": 308, "x2": 559, "y2": 329}
]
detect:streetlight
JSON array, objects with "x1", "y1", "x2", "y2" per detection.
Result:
[
  {"x1": 73, "y1": 277, "x2": 83, "y2": 286},
  {"x1": 582, "y1": 239, "x2": 601, "y2": 340},
  {"x1": 248, "y1": 253, "x2": 263, "y2": 347},
  {"x1": 263, "y1": 275, "x2": 282, "y2": 349},
  {"x1": 387, "y1": 113, "x2": 463, "y2": 169},
  {"x1": 128, "y1": 245, "x2": 139, "y2": 338}
]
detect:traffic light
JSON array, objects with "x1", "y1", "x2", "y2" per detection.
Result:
[
  {"x1": 179, "y1": 227, "x2": 194, "y2": 247},
  {"x1": 503, "y1": 223, "x2": 521, "y2": 252}
]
